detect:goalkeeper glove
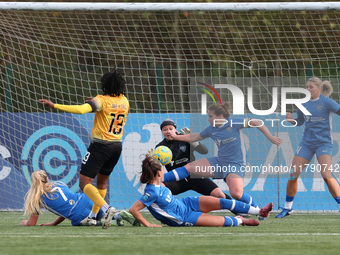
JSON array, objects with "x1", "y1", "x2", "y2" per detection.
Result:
[
  {"x1": 180, "y1": 127, "x2": 191, "y2": 135},
  {"x1": 180, "y1": 127, "x2": 199, "y2": 147}
]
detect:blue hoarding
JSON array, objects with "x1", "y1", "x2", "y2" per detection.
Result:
[{"x1": 1, "y1": 112, "x2": 340, "y2": 211}]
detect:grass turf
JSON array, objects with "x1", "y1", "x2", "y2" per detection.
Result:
[{"x1": 0, "y1": 211, "x2": 339, "y2": 255}]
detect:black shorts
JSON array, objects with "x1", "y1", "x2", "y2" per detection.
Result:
[
  {"x1": 163, "y1": 177, "x2": 218, "y2": 196},
  {"x1": 80, "y1": 141, "x2": 122, "y2": 179}
]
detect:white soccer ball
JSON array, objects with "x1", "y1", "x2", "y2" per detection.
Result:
[{"x1": 153, "y1": 146, "x2": 173, "y2": 165}]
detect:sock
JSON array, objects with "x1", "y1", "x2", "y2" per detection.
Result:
[
  {"x1": 101, "y1": 203, "x2": 110, "y2": 213},
  {"x1": 83, "y1": 184, "x2": 106, "y2": 209},
  {"x1": 334, "y1": 196, "x2": 340, "y2": 212},
  {"x1": 163, "y1": 166, "x2": 189, "y2": 182},
  {"x1": 98, "y1": 188, "x2": 107, "y2": 199},
  {"x1": 248, "y1": 206, "x2": 261, "y2": 215},
  {"x1": 220, "y1": 198, "x2": 251, "y2": 214},
  {"x1": 223, "y1": 216, "x2": 239, "y2": 227},
  {"x1": 89, "y1": 211, "x2": 97, "y2": 218},
  {"x1": 90, "y1": 188, "x2": 107, "y2": 215},
  {"x1": 285, "y1": 195, "x2": 295, "y2": 209},
  {"x1": 239, "y1": 193, "x2": 258, "y2": 208},
  {"x1": 235, "y1": 217, "x2": 243, "y2": 226},
  {"x1": 334, "y1": 196, "x2": 340, "y2": 204}
]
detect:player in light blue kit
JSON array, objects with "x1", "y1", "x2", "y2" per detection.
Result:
[
  {"x1": 276, "y1": 77, "x2": 340, "y2": 218},
  {"x1": 160, "y1": 102, "x2": 281, "y2": 218},
  {"x1": 129, "y1": 152, "x2": 273, "y2": 227},
  {"x1": 21, "y1": 170, "x2": 138, "y2": 226}
]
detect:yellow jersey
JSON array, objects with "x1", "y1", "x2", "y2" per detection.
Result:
[{"x1": 89, "y1": 94, "x2": 129, "y2": 142}]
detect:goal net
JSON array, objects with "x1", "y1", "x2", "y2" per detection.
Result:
[{"x1": 1, "y1": 2, "x2": 340, "y2": 211}]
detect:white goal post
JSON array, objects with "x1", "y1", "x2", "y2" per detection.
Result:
[
  {"x1": 1, "y1": 2, "x2": 340, "y2": 11},
  {"x1": 1, "y1": 2, "x2": 340, "y2": 212}
]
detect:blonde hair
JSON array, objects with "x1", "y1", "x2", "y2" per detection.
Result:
[
  {"x1": 308, "y1": 77, "x2": 333, "y2": 97},
  {"x1": 24, "y1": 170, "x2": 54, "y2": 215}
]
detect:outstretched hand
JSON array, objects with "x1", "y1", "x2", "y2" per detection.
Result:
[
  {"x1": 270, "y1": 136, "x2": 282, "y2": 146},
  {"x1": 285, "y1": 112, "x2": 296, "y2": 124},
  {"x1": 286, "y1": 112, "x2": 293, "y2": 120},
  {"x1": 169, "y1": 132, "x2": 179, "y2": 140},
  {"x1": 147, "y1": 224, "x2": 162, "y2": 228},
  {"x1": 85, "y1": 97, "x2": 93, "y2": 103},
  {"x1": 38, "y1": 99, "x2": 55, "y2": 108},
  {"x1": 20, "y1": 220, "x2": 28, "y2": 226}
]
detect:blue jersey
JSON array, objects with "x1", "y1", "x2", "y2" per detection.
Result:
[
  {"x1": 139, "y1": 184, "x2": 202, "y2": 226},
  {"x1": 200, "y1": 117, "x2": 246, "y2": 165},
  {"x1": 296, "y1": 94, "x2": 340, "y2": 146},
  {"x1": 42, "y1": 182, "x2": 93, "y2": 226}
]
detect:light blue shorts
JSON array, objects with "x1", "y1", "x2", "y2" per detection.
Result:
[
  {"x1": 206, "y1": 157, "x2": 244, "y2": 179},
  {"x1": 180, "y1": 196, "x2": 202, "y2": 226},
  {"x1": 295, "y1": 141, "x2": 333, "y2": 161}
]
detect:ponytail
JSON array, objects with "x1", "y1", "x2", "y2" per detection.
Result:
[
  {"x1": 307, "y1": 77, "x2": 333, "y2": 97},
  {"x1": 322, "y1": 80, "x2": 333, "y2": 97}
]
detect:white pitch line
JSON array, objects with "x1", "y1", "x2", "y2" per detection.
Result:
[{"x1": 1, "y1": 232, "x2": 340, "y2": 238}]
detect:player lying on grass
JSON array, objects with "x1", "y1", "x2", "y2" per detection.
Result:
[
  {"x1": 21, "y1": 170, "x2": 139, "y2": 227},
  {"x1": 129, "y1": 151, "x2": 273, "y2": 227}
]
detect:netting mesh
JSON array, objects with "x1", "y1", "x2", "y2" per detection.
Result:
[
  {"x1": 1, "y1": 8, "x2": 340, "y2": 210},
  {"x1": 2, "y1": 10, "x2": 340, "y2": 113}
]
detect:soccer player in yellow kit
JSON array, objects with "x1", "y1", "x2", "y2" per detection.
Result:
[{"x1": 39, "y1": 70, "x2": 129, "y2": 229}]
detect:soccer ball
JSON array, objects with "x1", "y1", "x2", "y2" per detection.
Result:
[{"x1": 153, "y1": 146, "x2": 173, "y2": 165}]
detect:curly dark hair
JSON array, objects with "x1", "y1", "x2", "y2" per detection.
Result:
[{"x1": 100, "y1": 69, "x2": 126, "y2": 96}]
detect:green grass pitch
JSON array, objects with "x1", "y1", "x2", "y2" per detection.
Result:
[{"x1": 0, "y1": 211, "x2": 339, "y2": 255}]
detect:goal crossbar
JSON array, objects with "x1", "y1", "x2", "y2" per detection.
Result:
[{"x1": 1, "y1": 2, "x2": 340, "y2": 11}]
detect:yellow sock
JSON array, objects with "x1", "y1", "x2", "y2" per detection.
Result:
[
  {"x1": 91, "y1": 188, "x2": 107, "y2": 214},
  {"x1": 83, "y1": 184, "x2": 106, "y2": 209}
]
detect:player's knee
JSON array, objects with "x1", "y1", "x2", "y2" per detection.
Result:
[
  {"x1": 210, "y1": 188, "x2": 225, "y2": 198},
  {"x1": 79, "y1": 182, "x2": 85, "y2": 191},
  {"x1": 230, "y1": 191, "x2": 243, "y2": 200},
  {"x1": 288, "y1": 175, "x2": 298, "y2": 181}
]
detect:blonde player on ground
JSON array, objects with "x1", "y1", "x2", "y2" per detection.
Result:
[
  {"x1": 39, "y1": 69, "x2": 129, "y2": 229},
  {"x1": 21, "y1": 170, "x2": 139, "y2": 227}
]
